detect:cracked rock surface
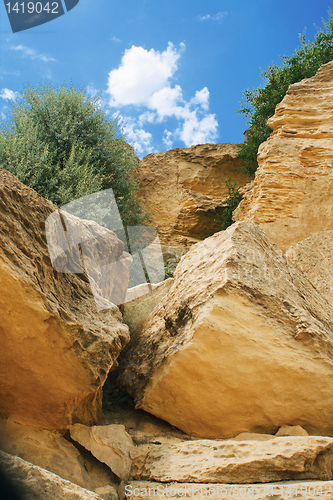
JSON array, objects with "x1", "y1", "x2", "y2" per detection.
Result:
[
  {"x1": 0, "y1": 170, "x2": 130, "y2": 429},
  {"x1": 118, "y1": 221, "x2": 333, "y2": 439}
]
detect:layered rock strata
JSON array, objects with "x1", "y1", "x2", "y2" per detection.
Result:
[
  {"x1": 118, "y1": 221, "x2": 333, "y2": 439},
  {"x1": 234, "y1": 61, "x2": 333, "y2": 252},
  {"x1": 131, "y1": 436, "x2": 333, "y2": 483}
]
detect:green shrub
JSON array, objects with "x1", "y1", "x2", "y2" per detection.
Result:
[
  {"x1": 0, "y1": 83, "x2": 148, "y2": 226},
  {"x1": 237, "y1": 9, "x2": 333, "y2": 176},
  {"x1": 215, "y1": 178, "x2": 243, "y2": 231}
]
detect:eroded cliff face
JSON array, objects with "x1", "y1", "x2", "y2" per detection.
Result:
[
  {"x1": 135, "y1": 143, "x2": 251, "y2": 255},
  {"x1": 233, "y1": 60, "x2": 333, "y2": 252}
]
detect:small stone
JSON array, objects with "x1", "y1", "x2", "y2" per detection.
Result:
[{"x1": 275, "y1": 425, "x2": 309, "y2": 437}]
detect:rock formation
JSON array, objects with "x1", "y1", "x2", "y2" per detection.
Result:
[
  {"x1": 0, "y1": 419, "x2": 98, "y2": 490},
  {"x1": 5, "y1": 60, "x2": 333, "y2": 497},
  {"x1": 234, "y1": 61, "x2": 333, "y2": 252},
  {"x1": 135, "y1": 143, "x2": 251, "y2": 254},
  {"x1": 286, "y1": 230, "x2": 333, "y2": 306},
  {"x1": 131, "y1": 436, "x2": 333, "y2": 483},
  {"x1": 0, "y1": 169, "x2": 130, "y2": 429},
  {"x1": 70, "y1": 424, "x2": 134, "y2": 481},
  {"x1": 0, "y1": 450, "x2": 104, "y2": 500},
  {"x1": 118, "y1": 221, "x2": 333, "y2": 439}
]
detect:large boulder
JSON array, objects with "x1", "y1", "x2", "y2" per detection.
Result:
[
  {"x1": 118, "y1": 221, "x2": 333, "y2": 439},
  {"x1": 0, "y1": 170, "x2": 130, "y2": 429},
  {"x1": 131, "y1": 436, "x2": 333, "y2": 483},
  {"x1": 234, "y1": 61, "x2": 333, "y2": 252},
  {"x1": 0, "y1": 450, "x2": 103, "y2": 500},
  {"x1": 135, "y1": 143, "x2": 252, "y2": 255}
]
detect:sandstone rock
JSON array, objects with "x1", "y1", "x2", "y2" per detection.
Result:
[
  {"x1": 275, "y1": 425, "x2": 308, "y2": 437},
  {"x1": 127, "y1": 480, "x2": 333, "y2": 500},
  {"x1": 70, "y1": 424, "x2": 134, "y2": 481},
  {"x1": 136, "y1": 143, "x2": 252, "y2": 253},
  {"x1": 286, "y1": 231, "x2": 333, "y2": 305},
  {"x1": 0, "y1": 419, "x2": 115, "y2": 490},
  {"x1": 232, "y1": 432, "x2": 274, "y2": 441},
  {"x1": 118, "y1": 221, "x2": 333, "y2": 439},
  {"x1": 0, "y1": 450, "x2": 103, "y2": 500},
  {"x1": 95, "y1": 485, "x2": 119, "y2": 500},
  {"x1": 0, "y1": 170, "x2": 130, "y2": 429},
  {"x1": 0, "y1": 419, "x2": 96, "y2": 489},
  {"x1": 122, "y1": 279, "x2": 174, "y2": 338},
  {"x1": 131, "y1": 436, "x2": 333, "y2": 483},
  {"x1": 234, "y1": 61, "x2": 333, "y2": 252}
]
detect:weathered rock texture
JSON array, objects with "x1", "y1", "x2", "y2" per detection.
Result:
[
  {"x1": 0, "y1": 450, "x2": 103, "y2": 500},
  {"x1": 70, "y1": 424, "x2": 134, "y2": 481},
  {"x1": 286, "y1": 231, "x2": 333, "y2": 305},
  {"x1": 0, "y1": 170, "x2": 129, "y2": 429},
  {"x1": 118, "y1": 221, "x2": 333, "y2": 439},
  {"x1": 234, "y1": 61, "x2": 333, "y2": 252},
  {"x1": 0, "y1": 419, "x2": 96, "y2": 489},
  {"x1": 136, "y1": 143, "x2": 251, "y2": 253},
  {"x1": 131, "y1": 436, "x2": 333, "y2": 483}
]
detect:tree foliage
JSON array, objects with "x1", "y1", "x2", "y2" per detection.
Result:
[
  {"x1": 0, "y1": 83, "x2": 148, "y2": 226},
  {"x1": 215, "y1": 179, "x2": 243, "y2": 231},
  {"x1": 238, "y1": 10, "x2": 333, "y2": 176}
]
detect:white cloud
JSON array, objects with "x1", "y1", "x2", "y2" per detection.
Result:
[
  {"x1": 106, "y1": 42, "x2": 218, "y2": 153},
  {"x1": 190, "y1": 87, "x2": 210, "y2": 111},
  {"x1": 107, "y1": 42, "x2": 183, "y2": 106},
  {"x1": 163, "y1": 129, "x2": 173, "y2": 149},
  {"x1": 139, "y1": 111, "x2": 157, "y2": 124},
  {"x1": 148, "y1": 85, "x2": 183, "y2": 119},
  {"x1": 197, "y1": 12, "x2": 228, "y2": 22},
  {"x1": 124, "y1": 123, "x2": 154, "y2": 155},
  {"x1": 10, "y1": 44, "x2": 55, "y2": 62},
  {"x1": 0, "y1": 69, "x2": 20, "y2": 78},
  {"x1": 112, "y1": 36, "x2": 121, "y2": 43},
  {"x1": 0, "y1": 88, "x2": 18, "y2": 100},
  {"x1": 86, "y1": 84, "x2": 98, "y2": 98},
  {"x1": 177, "y1": 112, "x2": 218, "y2": 146},
  {"x1": 114, "y1": 112, "x2": 154, "y2": 156}
]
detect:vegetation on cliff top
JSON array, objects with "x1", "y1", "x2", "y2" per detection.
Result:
[
  {"x1": 237, "y1": 9, "x2": 333, "y2": 176},
  {"x1": 0, "y1": 83, "x2": 148, "y2": 226}
]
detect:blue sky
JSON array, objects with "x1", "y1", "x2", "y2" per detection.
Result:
[{"x1": 0, "y1": 0, "x2": 332, "y2": 158}]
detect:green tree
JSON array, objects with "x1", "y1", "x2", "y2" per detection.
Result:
[
  {"x1": 0, "y1": 83, "x2": 148, "y2": 226},
  {"x1": 238, "y1": 10, "x2": 333, "y2": 176}
]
